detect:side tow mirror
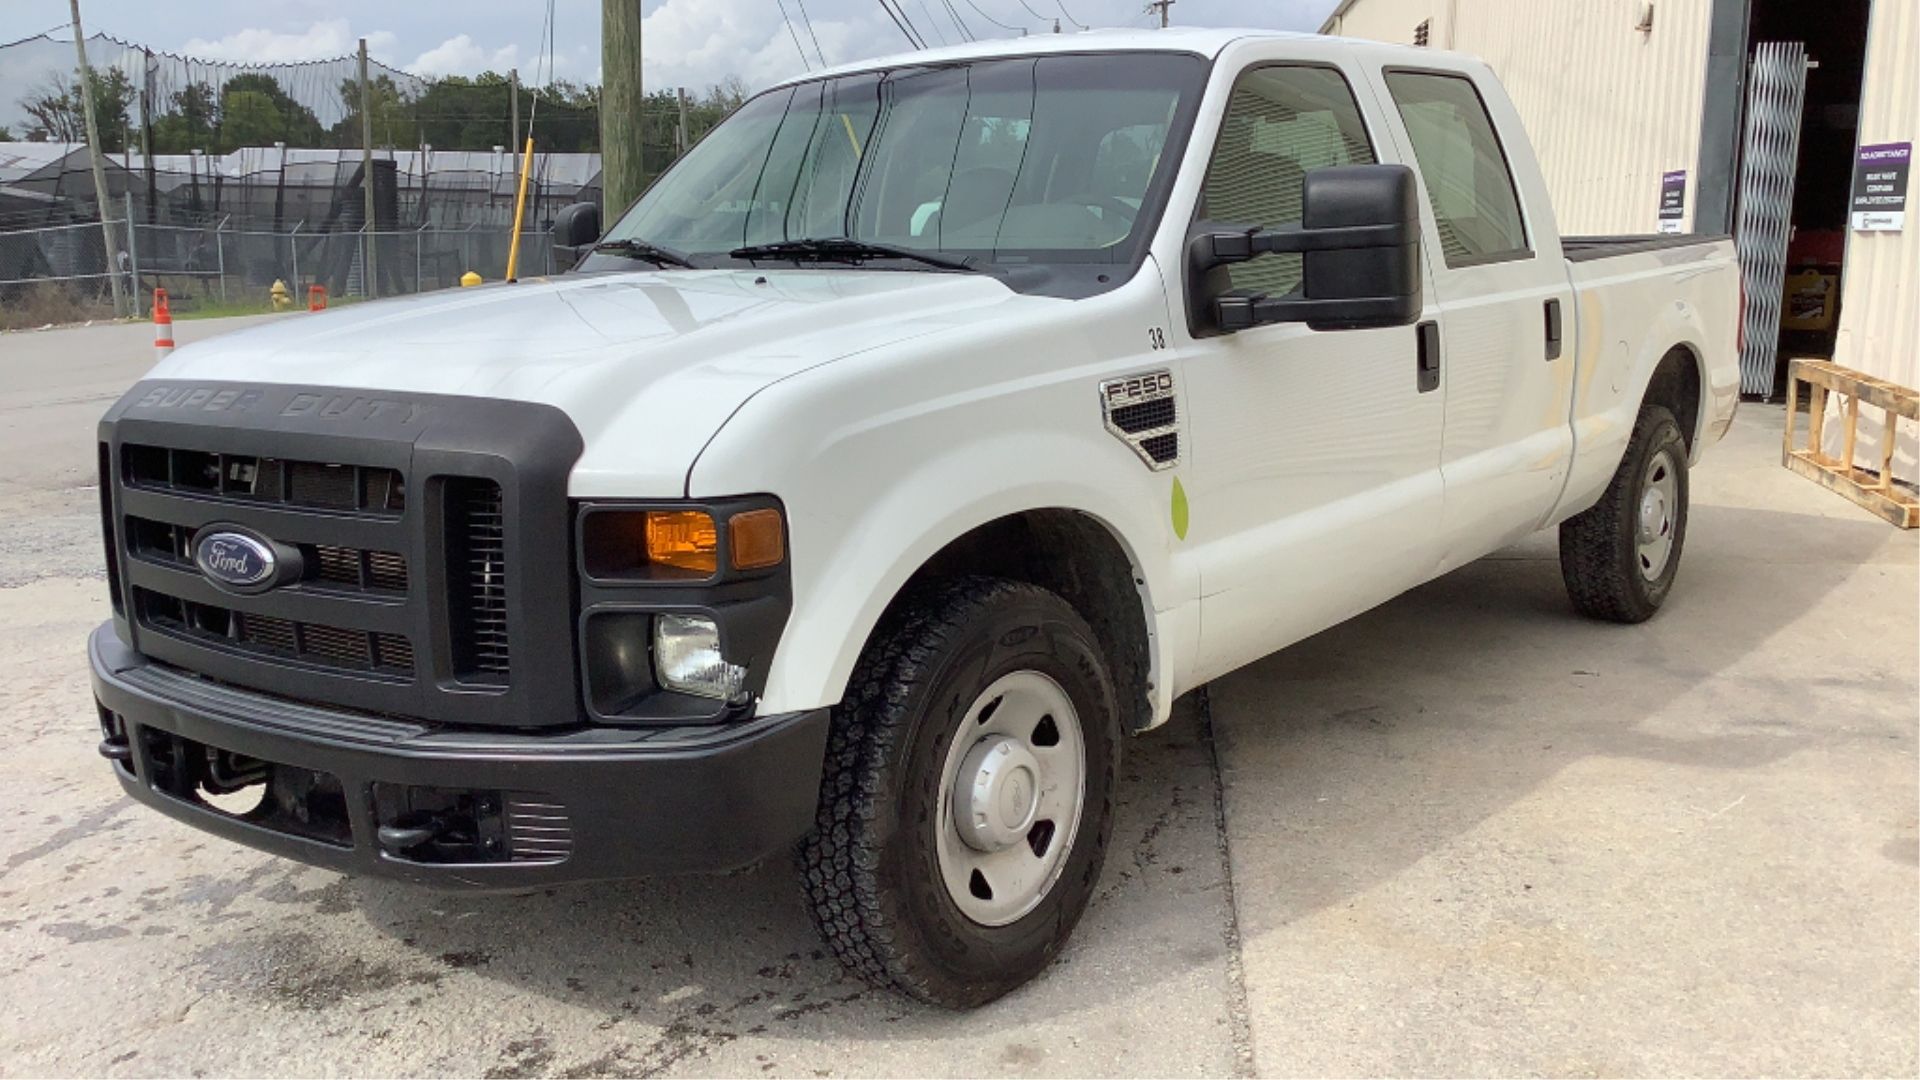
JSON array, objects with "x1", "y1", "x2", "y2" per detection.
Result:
[
  {"x1": 1188, "y1": 163, "x2": 1423, "y2": 333},
  {"x1": 551, "y1": 201, "x2": 602, "y2": 272}
]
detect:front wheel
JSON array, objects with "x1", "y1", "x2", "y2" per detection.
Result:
[
  {"x1": 1559, "y1": 404, "x2": 1690, "y2": 622},
  {"x1": 799, "y1": 577, "x2": 1119, "y2": 1008}
]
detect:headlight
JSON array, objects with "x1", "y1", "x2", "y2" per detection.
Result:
[{"x1": 653, "y1": 613, "x2": 748, "y2": 703}]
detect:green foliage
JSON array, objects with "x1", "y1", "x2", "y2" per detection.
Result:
[
  {"x1": 15, "y1": 62, "x2": 754, "y2": 163},
  {"x1": 18, "y1": 69, "x2": 135, "y2": 151}
]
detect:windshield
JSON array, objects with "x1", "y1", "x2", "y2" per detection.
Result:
[{"x1": 594, "y1": 52, "x2": 1207, "y2": 269}]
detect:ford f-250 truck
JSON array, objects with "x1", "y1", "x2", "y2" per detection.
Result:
[{"x1": 89, "y1": 29, "x2": 1739, "y2": 1007}]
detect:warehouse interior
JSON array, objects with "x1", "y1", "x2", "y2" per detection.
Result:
[{"x1": 1748, "y1": 0, "x2": 1872, "y2": 370}]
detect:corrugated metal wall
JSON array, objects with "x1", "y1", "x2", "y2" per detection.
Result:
[
  {"x1": 1828, "y1": 0, "x2": 1918, "y2": 472},
  {"x1": 1324, "y1": 0, "x2": 1713, "y2": 234}
]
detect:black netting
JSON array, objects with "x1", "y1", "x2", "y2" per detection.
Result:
[{"x1": 1, "y1": 31, "x2": 743, "y2": 314}]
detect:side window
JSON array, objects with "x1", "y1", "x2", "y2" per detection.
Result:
[
  {"x1": 1199, "y1": 66, "x2": 1376, "y2": 299},
  {"x1": 1382, "y1": 71, "x2": 1529, "y2": 266}
]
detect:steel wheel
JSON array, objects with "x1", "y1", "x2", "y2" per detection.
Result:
[
  {"x1": 934, "y1": 669, "x2": 1086, "y2": 927},
  {"x1": 1636, "y1": 446, "x2": 1680, "y2": 580}
]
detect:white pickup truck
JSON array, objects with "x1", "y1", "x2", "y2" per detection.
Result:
[{"x1": 89, "y1": 29, "x2": 1739, "y2": 1007}]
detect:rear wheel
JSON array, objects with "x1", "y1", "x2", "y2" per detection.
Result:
[
  {"x1": 800, "y1": 577, "x2": 1119, "y2": 1008},
  {"x1": 1559, "y1": 404, "x2": 1690, "y2": 622}
]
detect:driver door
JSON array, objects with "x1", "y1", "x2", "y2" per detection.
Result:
[{"x1": 1173, "y1": 59, "x2": 1448, "y2": 684}]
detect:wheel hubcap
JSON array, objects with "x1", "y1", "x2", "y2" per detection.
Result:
[
  {"x1": 1637, "y1": 448, "x2": 1680, "y2": 580},
  {"x1": 956, "y1": 736, "x2": 1043, "y2": 852},
  {"x1": 936, "y1": 670, "x2": 1086, "y2": 927}
]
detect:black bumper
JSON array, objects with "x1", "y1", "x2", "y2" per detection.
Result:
[{"x1": 89, "y1": 624, "x2": 829, "y2": 887}]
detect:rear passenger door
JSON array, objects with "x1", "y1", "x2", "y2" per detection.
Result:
[
  {"x1": 1177, "y1": 58, "x2": 1447, "y2": 685},
  {"x1": 1372, "y1": 67, "x2": 1577, "y2": 572}
]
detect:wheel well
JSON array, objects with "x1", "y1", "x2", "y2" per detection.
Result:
[
  {"x1": 1645, "y1": 346, "x2": 1703, "y2": 453},
  {"x1": 895, "y1": 510, "x2": 1154, "y2": 732}
]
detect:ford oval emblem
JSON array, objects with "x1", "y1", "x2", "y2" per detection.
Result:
[{"x1": 192, "y1": 527, "x2": 280, "y2": 593}]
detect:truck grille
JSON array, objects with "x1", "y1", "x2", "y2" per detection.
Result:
[
  {"x1": 446, "y1": 478, "x2": 510, "y2": 683},
  {"x1": 124, "y1": 444, "x2": 406, "y2": 515},
  {"x1": 135, "y1": 587, "x2": 417, "y2": 676},
  {"x1": 125, "y1": 516, "x2": 410, "y2": 596},
  {"x1": 100, "y1": 382, "x2": 584, "y2": 729}
]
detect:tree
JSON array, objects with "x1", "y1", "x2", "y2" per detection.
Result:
[
  {"x1": 0, "y1": 126, "x2": 12, "y2": 141},
  {"x1": 17, "y1": 69, "x2": 133, "y2": 151},
  {"x1": 150, "y1": 81, "x2": 217, "y2": 153},
  {"x1": 216, "y1": 73, "x2": 324, "y2": 149},
  {"x1": 334, "y1": 73, "x2": 415, "y2": 148}
]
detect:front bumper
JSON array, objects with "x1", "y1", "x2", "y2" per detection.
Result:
[{"x1": 89, "y1": 624, "x2": 829, "y2": 887}]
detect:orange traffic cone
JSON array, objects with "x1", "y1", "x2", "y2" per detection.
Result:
[
  {"x1": 152, "y1": 288, "x2": 174, "y2": 360},
  {"x1": 308, "y1": 284, "x2": 328, "y2": 311}
]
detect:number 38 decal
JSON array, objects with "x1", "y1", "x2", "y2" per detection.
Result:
[{"x1": 1147, "y1": 327, "x2": 1167, "y2": 350}]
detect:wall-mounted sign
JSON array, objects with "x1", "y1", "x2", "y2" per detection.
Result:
[
  {"x1": 1850, "y1": 142, "x2": 1910, "y2": 231},
  {"x1": 1658, "y1": 169, "x2": 1687, "y2": 234}
]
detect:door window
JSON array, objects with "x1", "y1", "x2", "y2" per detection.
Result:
[
  {"x1": 1198, "y1": 66, "x2": 1376, "y2": 299},
  {"x1": 1383, "y1": 71, "x2": 1530, "y2": 266}
]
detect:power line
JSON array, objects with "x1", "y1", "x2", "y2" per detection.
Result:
[
  {"x1": 1009, "y1": 0, "x2": 1050, "y2": 21},
  {"x1": 1055, "y1": 0, "x2": 1086, "y2": 29},
  {"x1": 881, "y1": 0, "x2": 930, "y2": 47},
  {"x1": 915, "y1": 0, "x2": 952, "y2": 45},
  {"x1": 773, "y1": 0, "x2": 814, "y2": 69},
  {"x1": 792, "y1": 0, "x2": 829, "y2": 67},
  {"x1": 942, "y1": 0, "x2": 977, "y2": 41},
  {"x1": 960, "y1": 0, "x2": 1030, "y2": 34},
  {"x1": 875, "y1": 0, "x2": 926, "y2": 48}
]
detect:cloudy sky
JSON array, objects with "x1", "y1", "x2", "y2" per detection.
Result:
[{"x1": 2, "y1": 0, "x2": 1341, "y2": 101}]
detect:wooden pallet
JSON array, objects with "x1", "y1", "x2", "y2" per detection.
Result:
[{"x1": 1782, "y1": 359, "x2": 1919, "y2": 528}]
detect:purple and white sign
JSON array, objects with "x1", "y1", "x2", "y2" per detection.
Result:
[
  {"x1": 1657, "y1": 169, "x2": 1687, "y2": 234},
  {"x1": 1850, "y1": 142, "x2": 1909, "y2": 232}
]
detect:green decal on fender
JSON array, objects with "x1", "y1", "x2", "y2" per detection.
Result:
[{"x1": 1171, "y1": 476, "x2": 1189, "y2": 540}]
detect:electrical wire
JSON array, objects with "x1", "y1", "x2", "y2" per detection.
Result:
[
  {"x1": 915, "y1": 0, "x2": 953, "y2": 45},
  {"x1": 942, "y1": 0, "x2": 977, "y2": 41},
  {"x1": 774, "y1": 0, "x2": 815, "y2": 70},
  {"x1": 960, "y1": 0, "x2": 1029, "y2": 34},
  {"x1": 792, "y1": 0, "x2": 830, "y2": 67},
  {"x1": 1055, "y1": 0, "x2": 1087, "y2": 29},
  {"x1": 877, "y1": 0, "x2": 928, "y2": 48}
]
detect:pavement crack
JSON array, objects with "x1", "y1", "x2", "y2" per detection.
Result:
[{"x1": 1200, "y1": 685, "x2": 1257, "y2": 1079}]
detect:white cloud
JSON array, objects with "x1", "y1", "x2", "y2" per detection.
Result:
[
  {"x1": 405, "y1": 34, "x2": 522, "y2": 77},
  {"x1": 180, "y1": 20, "x2": 398, "y2": 64}
]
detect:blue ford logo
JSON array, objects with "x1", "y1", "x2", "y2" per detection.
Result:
[{"x1": 192, "y1": 527, "x2": 282, "y2": 593}]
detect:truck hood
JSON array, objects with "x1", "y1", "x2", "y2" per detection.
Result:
[{"x1": 149, "y1": 268, "x2": 1038, "y2": 494}]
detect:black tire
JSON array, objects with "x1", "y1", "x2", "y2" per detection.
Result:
[
  {"x1": 799, "y1": 577, "x2": 1120, "y2": 1008},
  {"x1": 1559, "y1": 404, "x2": 1690, "y2": 623}
]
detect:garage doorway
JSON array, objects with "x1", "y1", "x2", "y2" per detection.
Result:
[{"x1": 1736, "y1": 0, "x2": 1872, "y2": 399}]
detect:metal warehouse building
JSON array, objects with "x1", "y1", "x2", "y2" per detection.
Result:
[{"x1": 1322, "y1": 0, "x2": 1916, "y2": 480}]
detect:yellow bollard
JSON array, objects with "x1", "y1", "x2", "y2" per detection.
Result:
[
  {"x1": 269, "y1": 279, "x2": 292, "y2": 310},
  {"x1": 460, "y1": 271, "x2": 483, "y2": 287}
]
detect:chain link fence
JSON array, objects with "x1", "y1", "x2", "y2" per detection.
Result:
[{"x1": 2, "y1": 215, "x2": 550, "y2": 323}]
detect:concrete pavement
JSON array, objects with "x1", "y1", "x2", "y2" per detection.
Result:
[{"x1": 1, "y1": 316, "x2": 1914, "y2": 1076}]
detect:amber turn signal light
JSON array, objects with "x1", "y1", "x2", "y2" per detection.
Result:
[
  {"x1": 644, "y1": 510, "x2": 719, "y2": 575},
  {"x1": 728, "y1": 508, "x2": 785, "y2": 570}
]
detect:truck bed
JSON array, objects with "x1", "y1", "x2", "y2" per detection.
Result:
[{"x1": 1562, "y1": 233, "x2": 1734, "y2": 263}]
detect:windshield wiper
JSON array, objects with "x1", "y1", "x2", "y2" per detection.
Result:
[
  {"x1": 591, "y1": 238, "x2": 697, "y2": 269},
  {"x1": 727, "y1": 238, "x2": 978, "y2": 273}
]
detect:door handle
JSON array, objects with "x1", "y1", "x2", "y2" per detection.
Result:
[
  {"x1": 1544, "y1": 298, "x2": 1563, "y2": 361},
  {"x1": 1416, "y1": 320, "x2": 1441, "y2": 393}
]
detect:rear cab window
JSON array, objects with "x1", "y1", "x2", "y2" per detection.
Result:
[{"x1": 1382, "y1": 70, "x2": 1532, "y2": 267}]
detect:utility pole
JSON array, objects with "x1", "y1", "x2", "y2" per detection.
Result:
[
  {"x1": 358, "y1": 38, "x2": 379, "y2": 297},
  {"x1": 601, "y1": 0, "x2": 646, "y2": 214},
  {"x1": 69, "y1": 0, "x2": 128, "y2": 317},
  {"x1": 675, "y1": 87, "x2": 689, "y2": 157},
  {"x1": 140, "y1": 46, "x2": 155, "y2": 223},
  {"x1": 509, "y1": 68, "x2": 520, "y2": 179},
  {"x1": 1146, "y1": 0, "x2": 1173, "y2": 27}
]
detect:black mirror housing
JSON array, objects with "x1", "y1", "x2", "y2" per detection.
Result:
[
  {"x1": 551, "y1": 201, "x2": 602, "y2": 272},
  {"x1": 1189, "y1": 163, "x2": 1423, "y2": 334}
]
